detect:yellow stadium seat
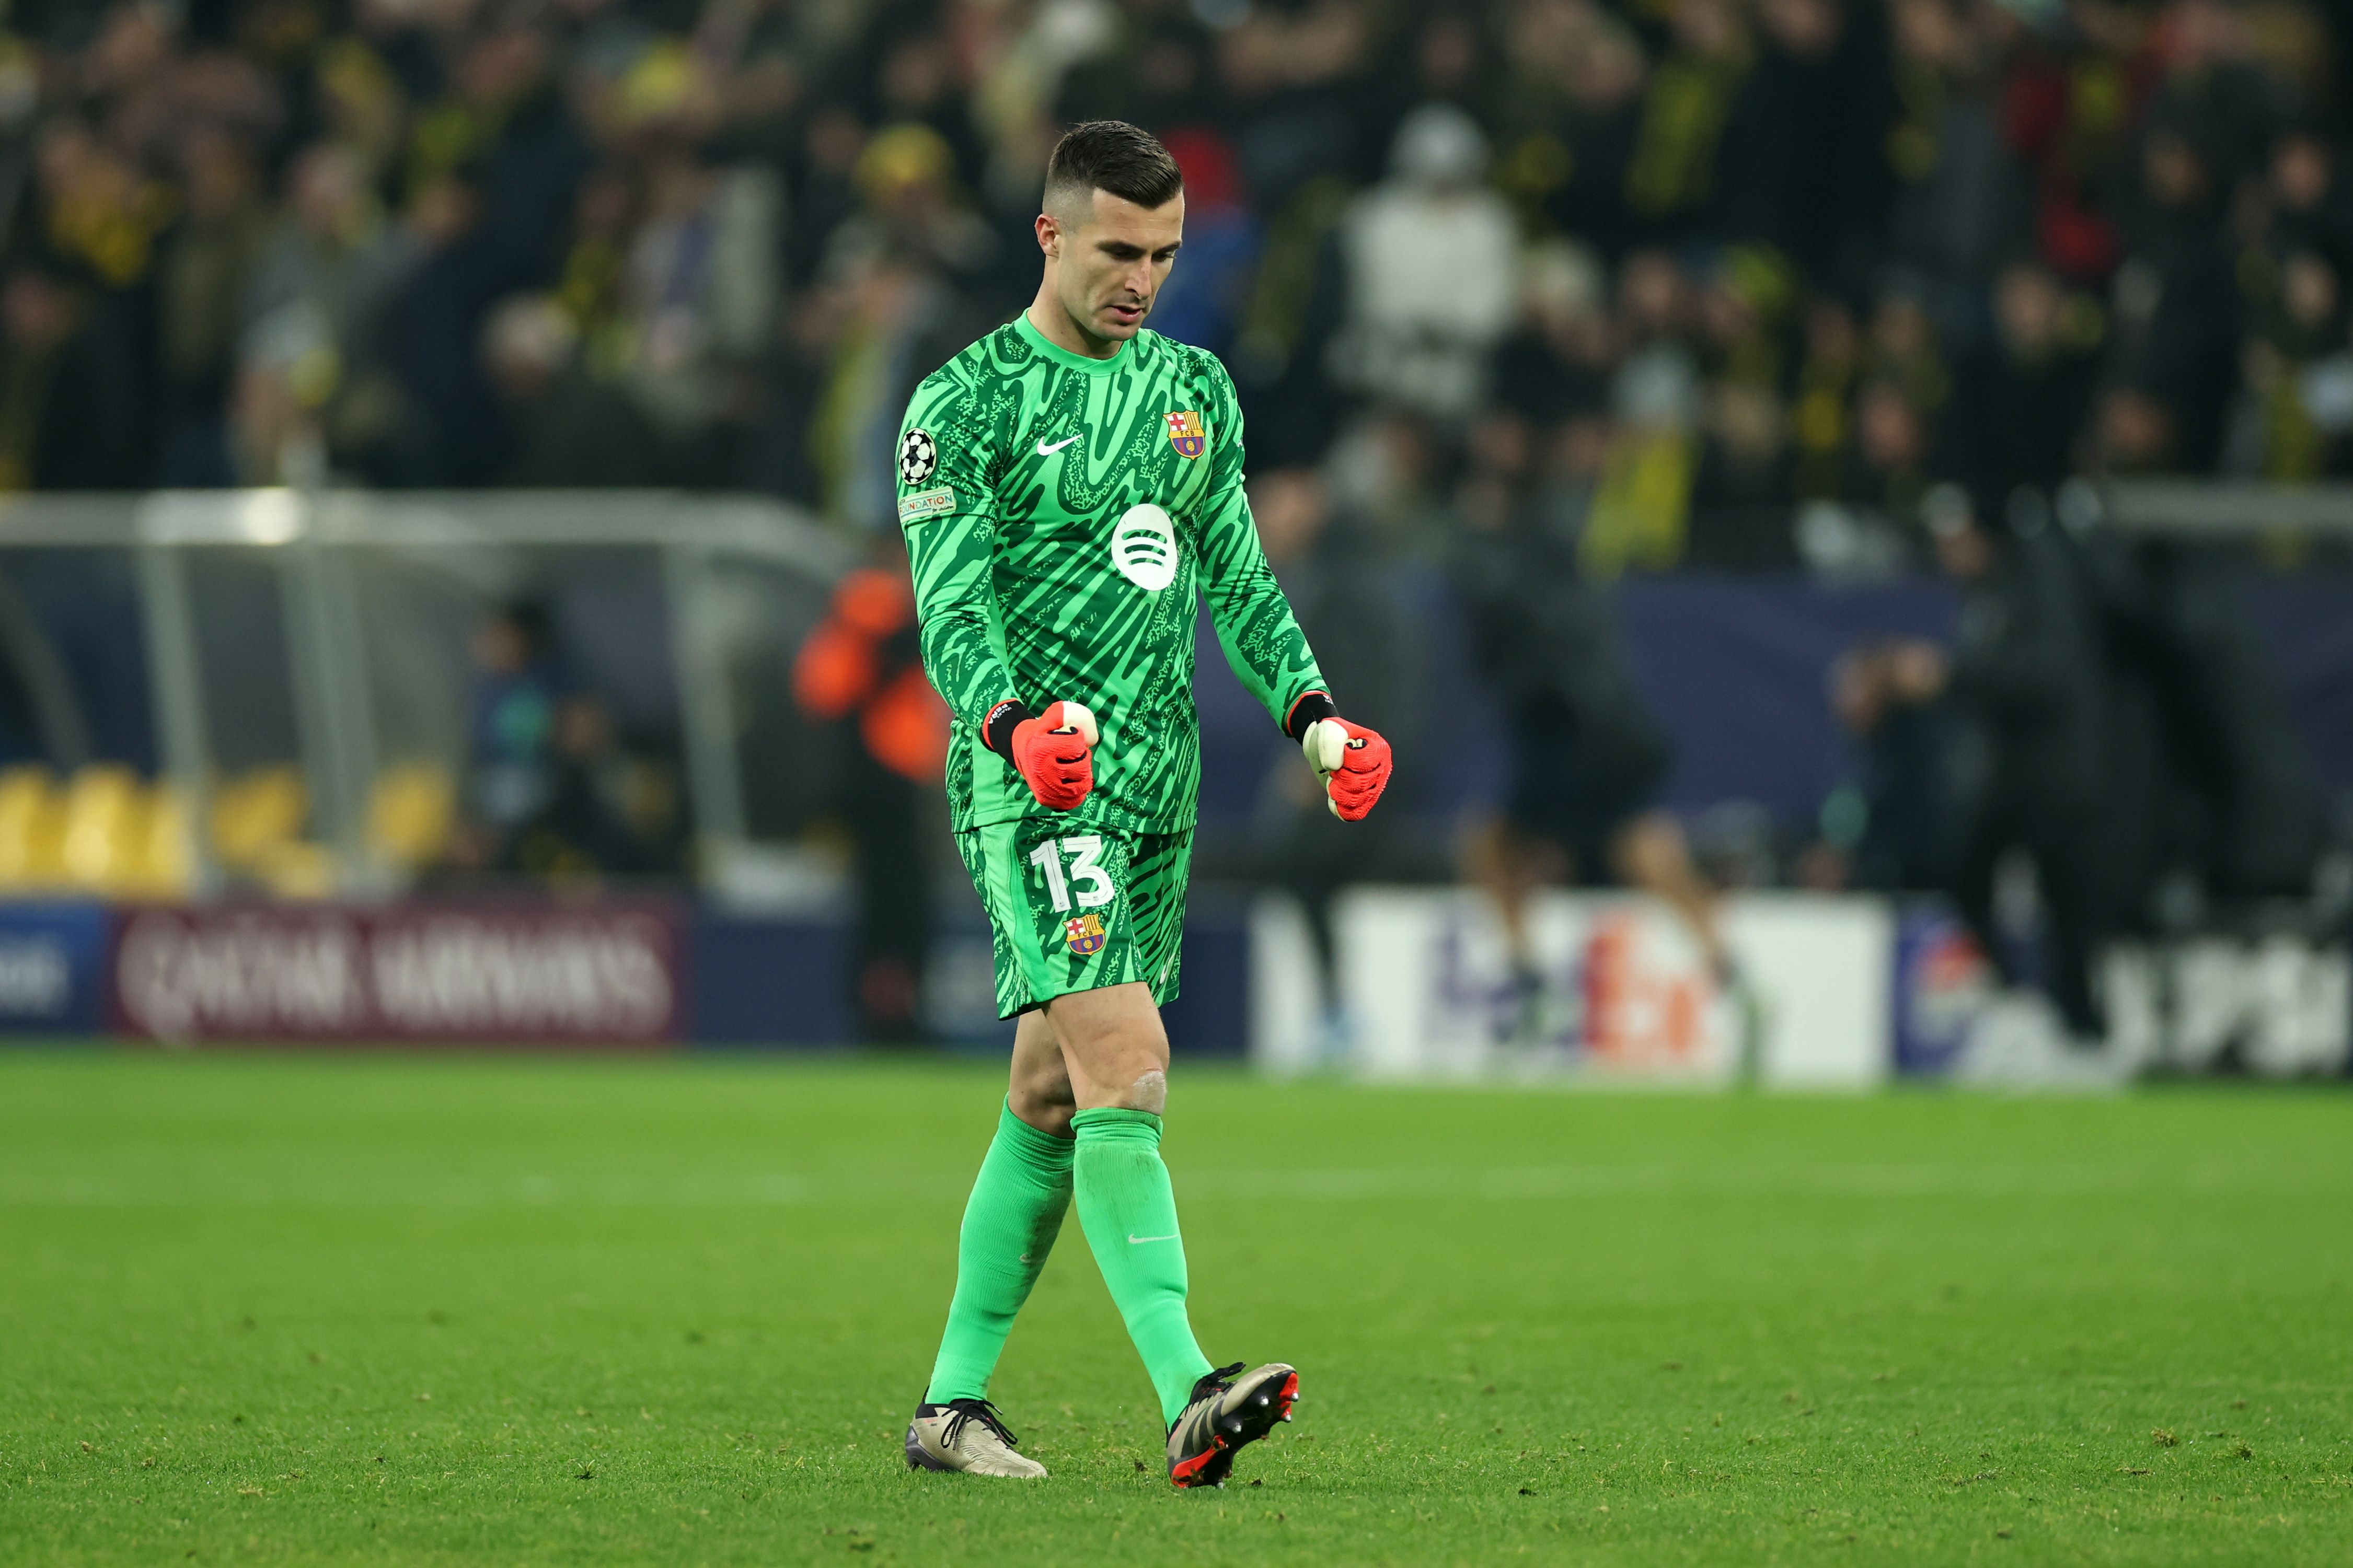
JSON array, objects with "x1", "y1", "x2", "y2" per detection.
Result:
[
  {"x1": 367, "y1": 762, "x2": 456, "y2": 869},
  {"x1": 255, "y1": 840, "x2": 338, "y2": 900},
  {"x1": 136, "y1": 784, "x2": 195, "y2": 899},
  {"x1": 61, "y1": 765, "x2": 152, "y2": 895},
  {"x1": 210, "y1": 766, "x2": 310, "y2": 869},
  {"x1": 0, "y1": 761, "x2": 68, "y2": 888},
  {"x1": 0, "y1": 765, "x2": 65, "y2": 891}
]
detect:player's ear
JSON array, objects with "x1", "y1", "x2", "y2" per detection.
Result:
[{"x1": 1035, "y1": 211, "x2": 1059, "y2": 260}]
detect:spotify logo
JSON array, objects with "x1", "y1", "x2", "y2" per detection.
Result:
[{"x1": 1111, "y1": 503, "x2": 1178, "y2": 591}]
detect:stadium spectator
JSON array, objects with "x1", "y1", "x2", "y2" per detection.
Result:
[
  {"x1": 1809, "y1": 636, "x2": 1963, "y2": 893},
  {"x1": 792, "y1": 555, "x2": 949, "y2": 1042},
  {"x1": 1332, "y1": 102, "x2": 1518, "y2": 422},
  {"x1": 1236, "y1": 463, "x2": 1420, "y2": 1043},
  {"x1": 482, "y1": 292, "x2": 663, "y2": 487},
  {"x1": 453, "y1": 598, "x2": 567, "y2": 874},
  {"x1": 1920, "y1": 488, "x2": 2114, "y2": 1041},
  {"x1": 0, "y1": 0, "x2": 2333, "y2": 951},
  {"x1": 1448, "y1": 406, "x2": 1729, "y2": 1031},
  {"x1": 0, "y1": 0, "x2": 2339, "y2": 529}
]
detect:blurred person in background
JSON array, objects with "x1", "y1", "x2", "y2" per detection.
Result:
[
  {"x1": 1950, "y1": 259, "x2": 2103, "y2": 501},
  {"x1": 0, "y1": 263, "x2": 149, "y2": 490},
  {"x1": 505, "y1": 690, "x2": 677, "y2": 882},
  {"x1": 452, "y1": 598, "x2": 566, "y2": 876},
  {"x1": 1141, "y1": 129, "x2": 1259, "y2": 359},
  {"x1": 1239, "y1": 464, "x2": 1418, "y2": 1054},
  {"x1": 1807, "y1": 636, "x2": 1963, "y2": 893},
  {"x1": 1449, "y1": 408, "x2": 1732, "y2": 1033},
  {"x1": 1919, "y1": 486, "x2": 2113, "y2": 1042},
  {"x1": 617, "y1": 138, "x2": 780, "y2": 480},
  {"x1": 482, "y1": 292, "x2": 662, "y2": 487},
  {"x1": 1332, "y1": 102, "x2": 1517, "y2": 422},
  {"x1": 1582, "y1": 248, "x2": 1701, "y2": 576},
  {"x1": 157, "y1": 127, "x2": 269, "y2": 485},
  {"x1": 236, "y1": 142, "x2": 413, "y2": 482},
  {"x1": 792, "y1": 553, "x2": 948, "y2": 1044},
  {"x1": 2071, "y1": 511, "x2": 2327, "y2": 917}
]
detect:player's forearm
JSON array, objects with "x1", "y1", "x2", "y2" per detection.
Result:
[
  {"x1": 1198, "y1": 510, "x2": 1328, "y2": 728},
  {"x1": 1206, "y1": 587, "x2": 1329, "y2": 733},
  {"x1": 914, "y1": 611, "x2": 1021, "y2": 735}
]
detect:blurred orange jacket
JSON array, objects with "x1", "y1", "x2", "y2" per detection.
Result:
[{"x1": 792, "y1": 567, "x2": 949, "y2": 783}]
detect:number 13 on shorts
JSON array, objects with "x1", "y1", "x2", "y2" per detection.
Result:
[
  {"x1": 954, "y1": 819, "x2": 1191, "y2": 1018},
  {"x1": 1028, "y1": 834, "x2": 1115, "y2": 912}
]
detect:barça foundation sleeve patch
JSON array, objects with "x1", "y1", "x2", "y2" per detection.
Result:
[{"x1": 899, "y1": 485, "x2": 956, "y2": 522}]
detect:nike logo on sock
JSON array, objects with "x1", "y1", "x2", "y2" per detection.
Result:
[
  {"x1": 1127, "y1": 1232, "x2": 1179, "y2": 1245},
  {"x1": 1035, "y1": 434, "x2": 1079, "y2": 456}
]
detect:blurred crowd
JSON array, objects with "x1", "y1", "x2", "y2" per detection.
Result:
[
  {"x1": 4, "y1": 0, "x2": 2340, "y2": 1044},
  {"x1": 0, "y1": 0, "x2": 2347, "y2": 557}
]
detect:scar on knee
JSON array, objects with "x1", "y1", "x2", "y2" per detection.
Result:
[{"x1": 1127, "y1": 1068, "x2": 1167, "y2": 1114}]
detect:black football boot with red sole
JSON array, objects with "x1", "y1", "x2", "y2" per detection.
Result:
[{"x1": 1166, "y1": 1362, "x2": 1297, "y2": 1489}]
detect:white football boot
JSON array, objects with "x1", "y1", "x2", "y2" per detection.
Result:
[{"x1": 904, "y1": 1398, "x2": 1048, "y2": 1478}]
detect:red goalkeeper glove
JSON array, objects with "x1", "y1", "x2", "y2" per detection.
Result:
[
  {"x1": 1301, "y1": 715, "x2": 1392, "y2": 821},
  {"x1": 989, "y1": 699, "x2": 1099, "y2": 810}
]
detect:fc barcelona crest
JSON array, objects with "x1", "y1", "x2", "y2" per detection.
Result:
[
  {"x1": 1163, "y1": 410, "x2": 1205, "y2": 459},
  {"x1": 1063, "y1": 912, "x2": 1108, "y2": 956}
]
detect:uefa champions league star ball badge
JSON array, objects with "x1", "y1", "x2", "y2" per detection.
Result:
[{"x1": 898, "y1": 428, "x2": 938, "y2": 485}]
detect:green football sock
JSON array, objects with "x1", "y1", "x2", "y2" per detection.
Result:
[
  {"x1": 922, "y1": 1100, "x2": 1074, "y2": 1405},
  {"x1": 1070, "y1": 1107, "x2": 1215, "y2": 1426}
]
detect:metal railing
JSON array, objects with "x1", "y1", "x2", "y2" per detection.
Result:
[{"x1": 0, "y1": 490, "x2": 851, "y2": 898}]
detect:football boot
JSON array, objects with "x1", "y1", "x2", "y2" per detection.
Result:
[
  {"x1": 904, "y1": 1397, "x2": 1048, "y2": 1478},
  {"x1": 1166, "y1": 1362, "x2": 1297, "y2": 1489}
]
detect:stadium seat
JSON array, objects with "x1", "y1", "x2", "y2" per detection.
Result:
[
  {"x1": 209, "y1": 766, "x2": 311, "y2": 870},
  {"x1": 366, "y1": 762, "x2": 456, "y2": 870},
  {"x1": 60, "y1": 765, "x2": 149, "y2": 895},
  {"x1": 0, "y1": 765, "x2": 66, "y2": 892}
]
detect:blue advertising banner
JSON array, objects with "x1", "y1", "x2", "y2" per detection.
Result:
[{"x1": 0, "y1": 901, "x2": 110, "y2": 1034}]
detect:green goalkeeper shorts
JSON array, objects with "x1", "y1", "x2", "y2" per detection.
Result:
[{"x1": 955, "y1": 819, "x2": 1191, "y2": 1020}]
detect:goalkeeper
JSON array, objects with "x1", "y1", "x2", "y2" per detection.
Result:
[{"x1": 893, "y1": 120, "x2": 1393, "y2": 1489}]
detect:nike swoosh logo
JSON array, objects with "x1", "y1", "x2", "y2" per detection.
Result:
[
  {"x1": 1127, "y1": 1232, "x2": 1179, "y2": 1245},
  {"x1": 1035, "y1": 434, "x2": 1080, "y2": 456}
]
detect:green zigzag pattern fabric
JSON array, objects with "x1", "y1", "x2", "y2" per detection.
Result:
[{"x1": 896, "y1": 315, "x2": 1325, "y2": 835}]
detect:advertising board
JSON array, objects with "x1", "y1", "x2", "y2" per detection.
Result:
[
  {"x1": 109, "y1": 902, "x2": 684, "y2": 1045},
  {"x1": 0, "y1": 901, "x2": 110, "y2": 1034},
  {"x1": 1255, "y1": 888, "x2": 1888, "y2": 1087}
]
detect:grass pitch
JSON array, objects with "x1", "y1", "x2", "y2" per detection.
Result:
[{"x1": 2, "y1": 1053, "x2": 2349, "y2": 1566}]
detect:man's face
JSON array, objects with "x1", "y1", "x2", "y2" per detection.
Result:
[{"x1": 1040, "y1": 188, "x2": 1184, "y2": 345}]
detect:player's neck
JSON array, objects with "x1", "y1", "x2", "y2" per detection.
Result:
[{"x1": 1025, "y1": 285, "x2": 1124, "y2": 362}]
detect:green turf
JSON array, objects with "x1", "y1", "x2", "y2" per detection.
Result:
[{"x1": 2, "y1": 1052, "x2": 2348, "y2": 1565}]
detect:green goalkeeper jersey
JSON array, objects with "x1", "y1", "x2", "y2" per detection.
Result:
[{"x1": 895, "y1": 313, "x2": 1325, "y2": 835}]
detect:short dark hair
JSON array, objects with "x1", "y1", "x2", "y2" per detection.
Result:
[{"x1": 1044, "y1": 121, "x2": 1183, "y2": 212}]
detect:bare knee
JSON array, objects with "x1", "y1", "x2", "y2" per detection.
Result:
[
  {"x1": 1046, "y1": 985, "x2": 1172, "y2": 1116},
  {"x1": 1007, "y1": 1013, "x2": 1077, "y2": 1137},
  {"x1": 1008, "y1": 1065, "x2": 1076, "y2": 1138},
  {"x1": 1124, "y1": 1066, "x2": 1167, "y2": 1114},
  {"x1": 1085, "y1": 1016, "x2": 1170, "y2": 1113}
]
